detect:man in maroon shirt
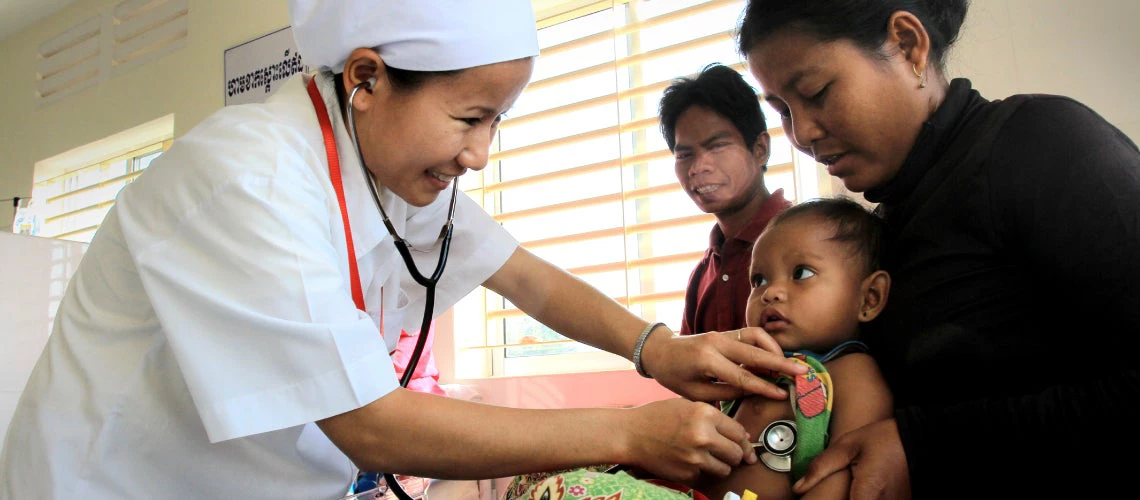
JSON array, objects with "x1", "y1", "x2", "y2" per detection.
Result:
[{"x1": 660, "y1": 64, "x2": 791, "y2": 336}]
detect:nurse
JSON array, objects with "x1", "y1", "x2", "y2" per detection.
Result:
[{"x1": 0, "y1": 1, "x2": 806, "y2": 498}]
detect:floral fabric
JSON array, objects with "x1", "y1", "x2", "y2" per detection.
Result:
[{"x1": 504, "y1": 467, "x2": 707, "y2": 500}]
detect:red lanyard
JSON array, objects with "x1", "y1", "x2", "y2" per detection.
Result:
[{"x1": 305, "y1": 77, "x2": 382, "y2": 336}]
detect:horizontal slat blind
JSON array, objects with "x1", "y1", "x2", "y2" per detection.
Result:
[
  {"x1": 453, "y1": 0, "x2": 797, "y2": 374},
  {"x1": 32, "y1": 139, "x2": 170, "y2": 242}
]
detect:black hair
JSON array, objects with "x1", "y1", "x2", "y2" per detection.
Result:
[
  {"x1": 659, "y1": 63, "x2": 768, "y2": 164},
  {"x1": 332, "y1": 67, "x2": 463, "y2": 107},
  {"x1": 768, "y1": 197, "x2": 885, "y2": 274},
  {"x1": 736, "y1": 0, "x2": 969, "y2": 72},
  {"x1": 384, "y1": 66, "x2": 463, "y2": 92}
]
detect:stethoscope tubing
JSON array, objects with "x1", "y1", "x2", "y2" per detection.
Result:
[
  {"x1": 346, "y1": 78, "x2": 455, "y2": 500},
  {"x1": 346, "y1": 79, "x2": 454, "y2": 388}
]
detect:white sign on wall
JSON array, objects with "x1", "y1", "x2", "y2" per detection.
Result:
[{"x1": 223, "y1": 26, "x2": 308, "y2": 106}]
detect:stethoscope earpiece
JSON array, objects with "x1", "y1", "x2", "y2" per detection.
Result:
[
  {"x1": 316, "y1": 74, "x2": 454, "y2": 500},
  {"x1": 341, "y1": 70, "x2": 457, "y2": 500},
  {"x1": 351, "y1": 78, "x2": 376, "y2": 96}
]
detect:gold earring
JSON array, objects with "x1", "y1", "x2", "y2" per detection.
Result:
[{"x1": 912, "y1": 64, "x2": 926, "y2": 89}]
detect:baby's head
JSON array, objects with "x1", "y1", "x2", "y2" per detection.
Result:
[{"x1": 745, "y1": 197, "x2": 890, "y2": 353}]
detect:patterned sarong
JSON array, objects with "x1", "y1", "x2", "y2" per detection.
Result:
[{"x1": 505, "y1": 467, "x2": 707, "y2": 500}]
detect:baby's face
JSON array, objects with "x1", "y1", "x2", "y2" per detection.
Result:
[{"x1": 745, "y1": 215, "x2": 866, "y2": 353}]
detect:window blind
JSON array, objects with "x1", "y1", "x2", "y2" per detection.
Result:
[
  {"x1": 454, "y1": 0, "x2": 807, "y2": 376},
  {"x1": 32, "y1": 140, "x2": 170, "y2": 242}
]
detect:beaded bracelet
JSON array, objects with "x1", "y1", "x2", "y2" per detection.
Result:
[{"x1": 633, "y1": 322, "x2": 666, "y2": 378}]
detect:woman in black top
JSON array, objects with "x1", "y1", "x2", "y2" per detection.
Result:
[{"x1": 737, "y1": 0, "x2": 1140, "y2": 497}]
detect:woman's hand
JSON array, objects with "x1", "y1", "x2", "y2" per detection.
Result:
[
  {"x1": 621, "y1": 398, "x2": 758, "y2": 484},
  {"x1": 642, "y1": 326, "x2": 808, "y2": 402},
  {"x1": 485, "y1": 250, "x2": 804, "y2": 401},
  {"x1": 792, "y1": 418, "x2": 911, "y2": 499}
]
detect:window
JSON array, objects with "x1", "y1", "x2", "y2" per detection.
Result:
[
  {"x1": 31, "y1": 115, "x2": 175, "y2": 243},
  {"x1": 452, "y1": 0, "x2": 824, "y2": 378}
]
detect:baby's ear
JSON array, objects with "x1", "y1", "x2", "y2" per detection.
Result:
[{"x1": 858, "y1": 270, "x2": 891, "y2": 323}]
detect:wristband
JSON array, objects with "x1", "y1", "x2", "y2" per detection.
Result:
[{"x1": 633, "y1": 322, "x2": 666, "y2": 378}]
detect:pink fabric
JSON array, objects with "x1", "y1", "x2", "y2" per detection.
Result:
[{"x1": 390, "y1": 321, "x2": 446, "y2": 396}]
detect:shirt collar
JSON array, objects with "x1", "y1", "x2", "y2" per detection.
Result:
[
  {"x1": 864, "y1": 78, "x2": 980, "y2": 205},
  {"x1": 707, "y1": 188, "x2": 790, "y2": 251},
  {"x1": 309, "y1": 71, "x2": 396, "y2": 260}
]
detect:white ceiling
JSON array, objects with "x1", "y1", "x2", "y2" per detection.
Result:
[{"x1": 0, "y1": 0, "x2": 77, "y2": 42}]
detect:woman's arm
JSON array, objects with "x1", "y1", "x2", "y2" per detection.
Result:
[
  {"x1": 483, "y1": 246, "x2": 807, "y2": 403},
  {"x1": 800, "y1": 353, "x2": 892, "y2": 499},
  {"x1": 317, "y1": 386, "x2": 752, "y2": 482},
  {"x1": 696, "y1": 396, "x2": 794, "y2": 500}
]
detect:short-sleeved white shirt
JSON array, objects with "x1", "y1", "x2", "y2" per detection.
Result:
[{"x1": 0, "y1": 73, "x2": 517, "y2": 499}]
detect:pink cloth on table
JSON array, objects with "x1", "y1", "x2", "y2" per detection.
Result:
[{"x1": 390, "y1": 321, "x2": 446, "y2": 396}]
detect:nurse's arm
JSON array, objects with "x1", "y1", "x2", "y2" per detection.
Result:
[
  {"x1": 317, "y1": 386, "x2": 751, "y2": 481},
  {"x1": 318, "y1": 388, "x2": 624, "y2": 479},
  {"x1": 483, "y1": 246, "x2": 803, "y2": 402},
  {"x1": 483, "y1": 247, "x2": 646, "y2": 364}
]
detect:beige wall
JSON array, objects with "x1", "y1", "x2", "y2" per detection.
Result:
[
  {"x1": 819, "y1": 0, "x2": 1140, "y2": 202},
  {"x1": 0, "y1": 0, "x2": 291, "y2": 231},
  {"x1": 1, "y1": 0, "x2": 1137, "y2": 226},
  {"x1": 950, "y1": 0, "x2": 1139, "y2": 140},
  {"x1": 0, "y1": 233, "x2": 86, "y2": 454},
  {"x1": 5, "y1": 0, "x2": 1138, "y2": 230}
]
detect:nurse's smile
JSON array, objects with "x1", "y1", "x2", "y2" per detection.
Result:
[
  {"x1": 426, "y1": 168, "x2": 459, "y2": 191},
  {"x1": 349, "y1": 56, "x2": 534, "y2": 207}
]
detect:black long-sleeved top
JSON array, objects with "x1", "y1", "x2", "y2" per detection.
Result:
[{"x1": 864, "y1": 79, "x2": 1140, "y2": 497}]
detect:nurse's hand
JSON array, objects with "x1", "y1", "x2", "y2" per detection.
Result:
[
  {"x1": 622, "y1": 398, "x2": 758, "y2": 483},
  {"x1": 792, "y1": 418, "x2": 911, "y2": 499},
  {"x1": 641, "y1": 326, "x2": 808, "y2": 403}
]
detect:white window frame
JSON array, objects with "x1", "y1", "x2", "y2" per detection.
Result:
[{"x1": 31, "y1": 115, "x2": 174, "y2": 243}]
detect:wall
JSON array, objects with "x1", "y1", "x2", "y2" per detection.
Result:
[
  {"x1": 0, "y1": 233, "x2": 86, "y2": 454},
  {"x1": 0, "y1": 0, "x2": 291, "y2": 231},
  {"x1": 949, "y1": 0, "x2": 1139, "y2": 139},
  {"x1": 3, "y1": 0, "x2": 1137, "y2": 228}
]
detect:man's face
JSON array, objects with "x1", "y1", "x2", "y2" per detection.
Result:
[{"x1": 672, "y1": 105, "x2": 768, "y2": 216}]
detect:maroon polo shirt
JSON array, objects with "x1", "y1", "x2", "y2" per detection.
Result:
[{"x1": 680, "y1": 189, "x2": 791, "y2": 335}]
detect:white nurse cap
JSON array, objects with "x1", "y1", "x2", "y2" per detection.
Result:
[{"x1": 289, "y1": 0, "x2": 541, "y2": 72}]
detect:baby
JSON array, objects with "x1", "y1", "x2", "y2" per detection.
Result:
[{"x1": 699, "y1": 197, "x2": 894, "y2": 500}]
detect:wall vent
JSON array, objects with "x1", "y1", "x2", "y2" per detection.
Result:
[
  {"x1": 36, "y1": 0, "x2": 188, "y2": 107},
  {"x1": 112, "y1": 0, "x2": 188, "y2": 75},
  {"x1": 36, "y1": 15, "x2": 103, "y2": 106}
]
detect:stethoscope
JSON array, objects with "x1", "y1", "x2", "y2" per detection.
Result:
[
  {"x1": 345, "y1": 77, "x2": 458, "y2": 500},
  {"x1": 754, "y1": 419, "x2": 797, "y2": 472},
  {"x1": 719, "y1": 397, "x2": 799, "y2": 473},
  {"x1": 346, "y1": 77, "x2": 458, "y2": 390},
  {"x1": 604, "y1": 419, "x2": 798, "y2": 477}
]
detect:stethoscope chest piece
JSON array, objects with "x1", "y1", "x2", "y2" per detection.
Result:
[{"x1": 755, "y1": 419, "x2": 797, "y2": 472}]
